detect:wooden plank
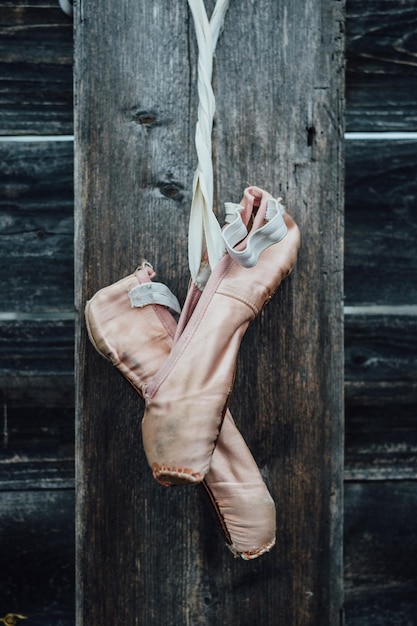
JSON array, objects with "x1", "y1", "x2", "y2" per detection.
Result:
[
  {"x1": 346, "y1": 0, "x2": 417, "y2": 131},
  {"x1": 0, "y1": 383, "x2": 74, "y2": 490},
  {"x1": 4, "y1": 311, "x2": 416, "y2": 390},
  {"x1": 0, "y1": 317, "x2": 74, "y2": 488},
  {"x1": 0, "y1": 384, "x2": 74, "y2": 408},
  {"x1": 3, "y1": 311, "x2": 416, "y2": 487},
  {"x1": 4, "y1": 138, "x2": 413, "y2": 316},
  {"x1": 0, "y1": 384, "x2": 74, "y2": 490},
  {"x1": 345, "y1": 400, "x2": 417, "y2": 480},
  {"x1": 2, "y1": 310, "x2": 416, "y2": 487},
  {"x1": 344, "y1": 587, "x2": 417, "y2": 626},
  {"x1": 345, "y1": 313, "x2": 417, "y2": 479},
  {"x1": 2, "y1": 138, "x2": 416, "y2": 313},
  {"x1": 344, "y1": 481, "x2": 417, "y2": 624},
  {"x1": 1, "y1": 1, "x2": 416, "y2": 135},
  {"x1": 0, "y1": 318, "x2": 74, "y2": 383},
  {"x1": 0, "y1": 315, "x2": 74, "y2": 488},
  {"x1": 0, "y1": 489, "x2": 75, "y2": 626},
  {"x1": 0, "y1": 140, "x2": 74, "y2": 313},
  {"x1": 0, "y1": 0, "x2": 73, "y2": 135},
  {"x1": 75, "y1": 1, "x2": 344, "y2": 625},
  {"x1": 0, "y1": 460, "x2": 75, "y2": 491},
  {"x1": 345, "y1": 313, "x2": 417, "y2": 385},
  {"x1": 345, "y1": 140, "x2": 417, "y2": 306}
]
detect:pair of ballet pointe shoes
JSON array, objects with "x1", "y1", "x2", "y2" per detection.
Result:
[{"x1": 85, "y1": 187, "x2": 300, "y2": 559}]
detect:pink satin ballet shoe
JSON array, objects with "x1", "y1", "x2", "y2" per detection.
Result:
[
  {"x1": 85, "y1": 261, "x2": 276, "y2": 559},
  {"x1": 142, "y1": 187, "x2": 300, "y2": 487},
  {"x1": 204, "y1": 411, "x2": 276, "y2": 560},
  {"x1": 85, "y1": 262, "x2": 178, "y2": 393}
]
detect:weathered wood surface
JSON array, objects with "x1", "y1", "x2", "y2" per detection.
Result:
[
  {"x1": 3, "y1": 137, "x2": 416, "y2": 314},
  {"x1": 0, "y1": 0, "x2": 73, "y2": 135},
  {"x1": 0, "y1": 379, "x2": 74, "y2": 490},
  {"x1": 0, "y1": 311, "x2": 74, "y2": 491},
  {"x1": 345, "y1": 312, "x2": 417, "y2": 480},
  {"x1": 344, "y1": 481, "x2": 417, "y2": 625},
  {"x1": 345, "y1": 404, "x2": 417, "y2": 481},
  {"x1": 5, "y1": 312, "x2": 417, "y2": 392},
  {"x1": 3, "y1": 311, "x2": 416, "y2": 484},
  {"x1": 6, "y1": 311, "x2": 417, "y2": 486},
  {"x1": 1, "y1": 0, "x2": 414, "y2": 624},
  {"x1": 345, "y1": 140, "x2": 417, "y2": 306},
  {"x1": 345, "y1": 412, "x2": 417, "y2": 481},
  {"x1": 345, "y1": 313, "x2": 417, "y2": 385},
  {"x1": 346, "y1": 0, "x2": 417, "y2": 131},
  {"x1": 0, "y1": 317, "x2": 74, "y2": 384},
  {"x1": 74, "y1": 1, "x2": 344, "y2": 625},
  {"x1": 0, "y1": 489, "x2": 75, "y2": 625},
  {"x1": 0, "y1": 140, "x2": 74, "y2": 313},
  {"x1": 2, "y1": 1, "x2": 416, "y2": 135}
]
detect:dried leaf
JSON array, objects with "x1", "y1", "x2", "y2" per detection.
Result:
[{"x1": 0, "y1": 615, "x2": 28, "y2": 626}]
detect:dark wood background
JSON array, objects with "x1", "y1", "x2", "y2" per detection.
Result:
[
  {"x1": 0, "y1": 0, "x2": 416, "y2": 624},
  {"x1": 74, "y1": 0, "x2": 344, "y2": 624}
]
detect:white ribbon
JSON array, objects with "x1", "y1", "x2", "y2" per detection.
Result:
[
  {"x1": 129, "y1": 282, "x2": 181, "y2": 315},
  {"x1": 222, "y1": 198, "x2": 288, "y2": 268},
  {"x1": 187, "y1": 0, "x2": 230, "y2": 287}
]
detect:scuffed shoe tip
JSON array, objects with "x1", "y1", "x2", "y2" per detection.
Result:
[
  {"x1": 152, "y1": 463, "x2": 204, "y2": 487},
  {"x1": 227, "y1": 537, "x2": 276, "y2": 560}
]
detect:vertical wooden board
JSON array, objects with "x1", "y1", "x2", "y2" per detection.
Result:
[
  {"x1": 75, "y1": 3, "x2": 208, "y2": 624},
  {"x1": 75, "y1": 1, "x2": 344, "y2": 625},
  {"x1": 214, "y1": 1, "x2": 345, "y2": 624}
]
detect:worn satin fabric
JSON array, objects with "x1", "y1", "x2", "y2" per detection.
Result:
[
  {"x1": 141, "y1": 211, "x2": 300, "y2": 486},
  {"x1": 85, "y1": 264, "x2": 277, "y2": 557}
]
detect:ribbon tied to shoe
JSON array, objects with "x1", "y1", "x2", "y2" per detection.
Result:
[
  {"x1": 129, "y1": 282, "x2": 181, "y2": 315},
  {"x1": 187, "y1": 0, "x2": 231, "y2": 286},
  {"x1": 187, "y1": 0, "x2": 289, "y2": 286},
  {"x1": 222, "y1": 197, "x2": 288, "y2": 268}
]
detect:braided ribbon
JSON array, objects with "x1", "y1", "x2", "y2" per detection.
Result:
[{"x1": 187, "y1": 0, "x2": 230, "y2": 287}]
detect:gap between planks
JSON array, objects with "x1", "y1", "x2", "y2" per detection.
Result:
[{"x1": 2, "y1": 132, "x2": 417, "y2": 143}]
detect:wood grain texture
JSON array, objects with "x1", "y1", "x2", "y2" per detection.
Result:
[
  {"x1": 345, "y1": 313, "x2": 417, "y2": 385},
  {"x1": 0, "y1": 140, "x2": 74, "y2": 313},
  {"x1": 345, "y1": 140, "x2": 417, "y2": 306},
  {"x1": 344, "y1": 313, "x2": 417, "y2": 480},
  {"x1": 345, "y1": 406, "x2": 417, "y2": 481},
  {"x1": 344, "y1": 481, "x2": 417, "y2": 625},
  {"x1": 3, "y1": 309, "x2": 416, "y2": 487},
  {"x1": 346, "y1": 0, "x2": 417, "y2": 131},
  {"x1": 74, "y1": 1, "x2": 344, "y2": 625},
  {"x1": 1, "y1": 1, "x2": 416, "y2": 135},
  {"x1": 4, "y1": 136, "x2": 416, "y2": 313},
  {"x1": 0, "y1": 318, "x2": 74, "y2": 383},
  {"x1": 0, "y1": 1, "x2": 414, "y2": 624},
  {"x1": 344, "y1": 310, "x2": 417, "y2": 480},
  {"x1": 0, "y1": 0, "x2": 73, "y2": 135},
  {"x1": 0, "y1": 376, "x2": 74, "y2": 490}
]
